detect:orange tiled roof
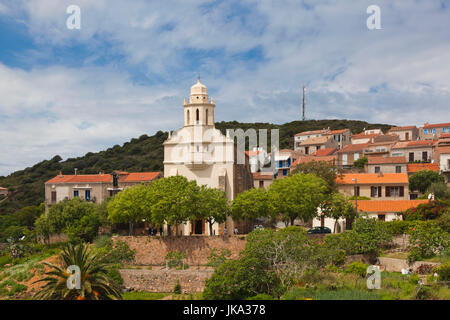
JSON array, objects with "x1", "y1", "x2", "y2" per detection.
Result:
[
  {"x1": 46, "y1": 174, "x2": 112, "y2": 184},
  {"x1": 351, "y1": 200, "x2": 429, "y2": 213},
  {"x1": 407, "y1": 140, "x2": 434, "y2": 147},
  {"x1": 337, "y1": 143, "x2": 369, "y2": 153},
  {"x1": 368, "y1": 156, "x2": 407, "y2": 165},
  {"x1": 252, "y1": 172, "x2": 274, "y2": 180},
  {"x1": 439, "y1": 133, "x2": 450, "y2": 139},
  {"x1": 423, "y1": 122, "x2": 450, "y2": 129},
  {"x1": 295, "y1": 129, "x2": 328, "y2": 137},
  {"x1": 389, "y1": 126, "x2": 416, "y2": 131},
  {"x1": 437, "y1": 146, "x2": 450, "y2": 154},
  {"x1": 121, "y1": 172, "x2": 161, "y2": 182},
  {"x1": 351, "y1": 133, "x2": 379, "y2": 140},
  {"x1": 407, "y1": 163, "x2": 439, "y2": 173},
  {"x1": 311, "y1": 148, "x2": 337, "y2": 156},
  {"x1": 325, "y1": 129, "x2": 349, "y2": 134},
  {"x1": 337, "y1": 173, "x2": 409, "y2": 185}
]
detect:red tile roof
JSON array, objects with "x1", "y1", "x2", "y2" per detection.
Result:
[
  {"x1": 389, "y1": 126, "x2": 416, "y2": 132},
  {"x1": 407, "y1": 140, "x2": 434, "y2": 147},
  {"x1": 337, "y1": 143, "x2": 369, "y2": 153},
  {"x1": 311, "y1": 148, "x2": 337, "y2": 156},
  {"x1": 46, "y1": 174, "x2": 112, "y2": 184},
  {"x1": 326, "y1": 129, "x2": 349, "y2": 134},
  {"x1": 295, "y1": 129, "x2": 328, "y2": 137},
  {"x1": 368, "y1": 156, "x2": 407, "y2": 165},
  {"x1": 351, "y1": 133, "x2": 379, "y2": 140},
  {"x1": 337, "y1": 173, "x2": 409, "y2": 185},
  {"x1": 252, "y1": 172, "x2": 274, "y2": 180},
  {"x1": 439, "y1": 133, "x2": 450, "y2": 138},
  {"x1": 423, "y1": 122, "x2": 450, "y2": 129},
  {"x1": 352, "y1": 200, "x2": 429, "y2": 213},
  {"x1": 407, "y1": 163, "x2": 440, "y2": 173},
  {"x1": 437, "y1": 146, "x2": 450, "y2": 154},
  {"x1": 121, "y1": 172, "x2": 161, "y2": 182}
]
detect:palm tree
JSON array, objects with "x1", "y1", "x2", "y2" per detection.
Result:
[{"x1": 33, "y1": 242, "x2": 122, "y2": 300}]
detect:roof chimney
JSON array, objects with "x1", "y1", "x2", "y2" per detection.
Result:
[{"x1": 74, "y1": 168, "x2": 78, "y2": 175}]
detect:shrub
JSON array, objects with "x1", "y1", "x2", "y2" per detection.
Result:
[
  {"x1": 206, "y1": 248, "x2": 231, "y2": 268},
  {"x1": 435, "y1": 262, "x2": 450, "y2": 282},
  {"x1": 94, "y1": 235, "x2": 113, "y2": 249},
  {"x1": 414, "y1": 285, "x2": 432, "y2": 300},
  {"x1": 407, "y1": 221, "x2": 449, "y2": 262},
  {"x1": 246, "y1": 293, "x2": 274, "y2": 300},
  {"x1": 165, "y1": 251, "x2": 187, "y2": 270},
  {"x1": 344, "y1": 262, "x2": 368, "y2": 278},
  {"x1": 173, "y1": 280, "x2": 181, "y2": 294},
  {"x1": 97, "y1": 240, "x2": 135, "y2": 265},
  {"x1": 0, "y1": 254, "x2": 12, "y2": 267}
]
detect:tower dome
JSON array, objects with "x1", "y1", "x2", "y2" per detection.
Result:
[{"x1": 190, "y1": 79, "x2": 208, "y2": 95}]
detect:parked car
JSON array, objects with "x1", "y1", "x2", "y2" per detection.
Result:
[{"x1": 307, "y1": 226, "x2": 331, "y2": 234}]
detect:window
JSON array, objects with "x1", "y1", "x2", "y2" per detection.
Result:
[
  {"x1": 85, "y1": 190, "x2": 91, "y2": 201},
  {"x1": 282, "y1": 169, "x2": 287, "y2": 176},
  {"x1": 342, "y1": 154, "x2": 348, "y2": 165},
  {"x1": 386, "y1": 186, "x2": 404, "y2": 197},
  {"x1": 205, "y1": 109, "x2": 208, "y2": 125},
  {"x1": 196, "y1": 109, "x2": 199, "y2": 122},
  {"x1": 422, "y1": 151, "x2": 428, "y2": 161},
  {"x1": 378, "y1": 215, "x2": 385, "y2": 221},
  {"x1": 259, "y1": 180, "x2": 264, "y2": 188},
  {"x1": 409, "y1": 152, "x2": 414, "y2": 162},
  {"x1": 396, "y1": 166, "x2": 401, "y2": 173},
  {"x1": 375, "y1": 166, "x2": 380, "y2": 173},
  {"x1": 371, "y1": 186, "x2": 382, "y2": 198},
  {"x1": 432, "y1": 128, "x2": 436, "y2": 134},
  {"x1": 443, "y1": 128, "x2": 447, "y2": 133},
  {"x1": 51, "y1": 191, "x2": 57, "y2": 203},
  {"x1": 424, "y1": 129, "x2": 428, "y2": 134},
  {"x1": 354, "y1": 153, "x2": 360, "y2": 161},
  {"x1": 73, "y1": 190, "x2": 79, "y2": 198}
]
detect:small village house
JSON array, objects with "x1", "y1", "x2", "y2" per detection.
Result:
[
  {"x1": 296, "y1": 136, "x2": 338, "y2": 155},
  {"x1": 336, "y1": 143, "x2": 369, "y2": 168},
  {"x1": 252, "y1": 172, "x2": 274, "y2": 189},
  {"x1": 390, "y1": 140, "x2": 435, "y2": 162},
  {"x1": 419, "y1": 122, "x2": 450, "y2": 140},
  {"x1": 294, "y1": 129, "x2": 329, "y2": 150},
  {"x1": 388, "y1": 126, "x2": 418, "y2": 141},
  {"x1": 273, "y1": 149, "x2": 302, "y2": 178},
  {"x1": 367, "y1": 156, "x2": 407, "y2": 174}
]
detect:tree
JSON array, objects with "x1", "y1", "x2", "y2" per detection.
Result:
[
  {"x1": 268, "y1": 173, "x2": 327, "y2": 226},
  {"x1": 409, "y1": 170, "x2": 445, "y2": 194},
  {"x1": 231, "y1": 188, "x2": 269, "y2": 223},
  {"x1": 15, "y1": 206, "x2": 43, "y2": 229},
  {"x1": 107, "y1": 184, "x2": 151, "y2": 235},
  {"x1": 34, "y1": 243, "x2": 122, "y2": 300},
  {"x1": 321, "y1": 193, "x2": 356, "y2": 233},
  {"x1": 148, "y1": 176, "x2": 198, "y2": 236},
  {"x1": 34, "y1": 214, "x2": 52, "y2": 245},
  {"x1": 192, "y1": 186, "x2": 228, "y2": 236},
  {"x1": 353, "y1": 156, "x2": 368, "y2": 169},
  {"x1": 426, "y1": 182, "x2": 450, "y2": 200},
  {"x1": 290, "y1": 160, "x2": 342, "y2": 194},
  {"x1": 44, "y1": 198, "x2": 101, "y2": 242}
]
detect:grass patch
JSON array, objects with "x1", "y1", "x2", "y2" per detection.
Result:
[{"x1": 122, "y1": 291, "x2": 171, "y2": 300}]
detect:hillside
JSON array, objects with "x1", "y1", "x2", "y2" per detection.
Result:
[{"x1": 0, "y1": 119, "x2": 392, "y2": 214}]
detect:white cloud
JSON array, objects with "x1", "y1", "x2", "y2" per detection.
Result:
[{"x1": 0, "y1": 0, "x2": 450, "y2": 175}]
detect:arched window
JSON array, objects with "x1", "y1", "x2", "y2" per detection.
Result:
[
  {"x1": 196, "y1": 109, "x2": 199, "y2": 123},
  {"x1": 187, "y1": 110, "x2": 190, "y2": 125},
  {"x1": 205, "y1": 109, "x2": 208, "y2": 125}
]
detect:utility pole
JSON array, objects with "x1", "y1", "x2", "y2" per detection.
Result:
[{"x1": 302, "y1": 84, "x2": 306, "y2": 121}]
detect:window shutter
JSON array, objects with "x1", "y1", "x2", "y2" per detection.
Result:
[
  {"x1": 400, "y1": 186, "x2": 404, "y2": 197},
  {"x1": 386, "y1": 187, "x2": 391, "y2": 197},
  {"x1": 371, "y1": 187, "x2": 375, "y2": 197},
  {"x1": 378, "y1": 186, "x2": 382, "y2": 198}
]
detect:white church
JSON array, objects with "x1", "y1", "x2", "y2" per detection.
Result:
[{"x1": 163, "y1": 79, "x2": 253, "y2": 235}]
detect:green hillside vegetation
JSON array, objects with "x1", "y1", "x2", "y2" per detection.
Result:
[{"x1": 0, "y1": 119, "x2": 392, "y2": 214}]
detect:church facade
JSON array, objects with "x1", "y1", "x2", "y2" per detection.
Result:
[{"x1": 163, "y1": 80, "x2": 253, "y2": 235}]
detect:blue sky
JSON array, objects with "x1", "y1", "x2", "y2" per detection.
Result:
[{"x1": 0, "y1": 0, "x2": 450, "y2": 176}]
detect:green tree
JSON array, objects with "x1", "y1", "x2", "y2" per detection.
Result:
[
  {"x1": 321, "y1": 193, "x2": 356, "y2": 233},
  {"x1": 14, "y1": 205, "x2": 43, "y2": 229},
  {"x1": 34, "y1": 214, "x2": 52, "y2": 245},
  {"x1": 409, "y1": 171, "x2": 445, "y2": 194},
  {"x1": 192, "y1": 185, "x2": 228, "y2": 236},
  {"x1": 34, "y1": 243, "x2": 122, "y2": 300},
  {"x1": 408, "y1": 221, "x2": 449, "y2": 262},
  {"x1": 231, "y1": 188, "x2": 269, "y2": 223},
  {"x1": 290, "y1": 160, "x2": 342, "y2": 194},
  {"x1": 148, "y1": 176, "x2": 198, "y2": 236},
  {"x1": 107, "y1": 184, "x2": 151, "y2": 235},
  {"x1": 268, "y1": 173, "x2": 327, "y2": 226},
  {"x1": 44, "y1": 198, "x2": 101, "y2": 242},
  {"x1": 426, "y1": 182, "x2": 450, "y2": 200},
  {"x1": 353, "y1": 156, "x2": 368, "y2": 169}
]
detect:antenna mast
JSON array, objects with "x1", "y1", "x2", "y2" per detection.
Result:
[{"x1": 302, "y1": 84, "x2": 306, "y2": 121}]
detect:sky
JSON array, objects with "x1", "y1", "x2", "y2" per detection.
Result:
[{"x1": 0, "y1": 0, "x2": 449, "y2": 176}]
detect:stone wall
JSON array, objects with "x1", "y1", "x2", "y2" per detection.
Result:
[
  {"x1": 119, "y1": 267, "x2": 214, "y2": 293},
  {"x1": 113, "y1": 235, "x2": 247, "y2": 266},
  {"x1": 378, "y1": 257, "x2": 440, "y2": 273}
]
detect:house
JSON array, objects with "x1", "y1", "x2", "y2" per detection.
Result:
[
  {"x1": 353, "y1": 200, "x2": 429, "y2": 221},
  {"x1": 0, "y1": 187, "x2": 8, "y2": 197},
  {"x1": 336, "y1": 143, "x2": 369, "y2": 168},
  {"x1": 290, "y1": 150, "x2": 337, "y2": 173},
  {"x1": 351, "y1": 133, "x2": 381, "y2": 144},
  {"x1": 163, "y1": 80, "x2": 253, "y2": 235},
  {"x1": 294, "y1": 129, "x2": 329, "y2": 150},
  {"x1": 435, "y1": 146, "x2": 450, "y2": 184},
  {"x1": 296, "y1": 136, "x2": 338, "y2": 155},
  {"x1": 388, "y1": 126, "x2": 418, "y2": 141},
  {"x1": 390, "y1": 140, "x2": 435, "y2": 162},
  {"x1": 273, "y1": 149, "x2": 302, "y2": 178},
  {"x1": 419, "y1": 122, "x2": 450, "y2": 140},
  {"x1": 252, "y1": 172, "x2": 274, "y2": 190},
  {"x1": 337, "y1": 173, "x2": 410, "y2": 200},
  {"x1": 323, "y1": 129, "x2": 351, "y2": 149},
  {"x1": 367, "y1": 156, "x2": 407, "y2": 174},
  {"x1": 364, "y1": 128, "x2": 383, "y2": 135},
  {"x1": 45, "y1": 171, "x2": 162, "y2": 210},
  {"x1": 313, "y1": 199, "x2": 428, "y2": 232},
  {"x1": 363, "y1": 137, "x2": 399, "y2": 159}
]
